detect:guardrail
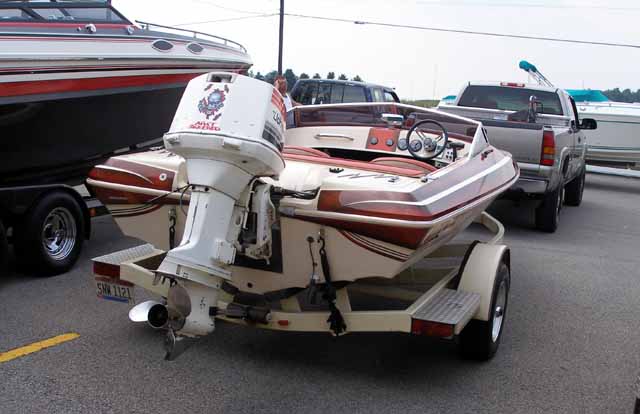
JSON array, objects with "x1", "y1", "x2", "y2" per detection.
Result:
[
  {"x1": 135, "y1": 20, "x2": 246, "y2": 52},
  {"x1": 586, "y1": 164, "x2": 640, "y2": 179}
]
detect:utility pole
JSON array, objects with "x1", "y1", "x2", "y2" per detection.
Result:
[{"x1": 278, "y1": 0, "x2": 284, "y2": 75}]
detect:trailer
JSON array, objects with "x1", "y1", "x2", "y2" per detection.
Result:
[
  {"x1": 92, "y1": 212, "x2": 511, "y2": 361},
  {"x1": 0, "y1": 183, "x2": 107, "y2": 276}
]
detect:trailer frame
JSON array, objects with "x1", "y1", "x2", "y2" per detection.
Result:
[{"x1": 93, "y1": 212, "x2": 512, "y2": 360}]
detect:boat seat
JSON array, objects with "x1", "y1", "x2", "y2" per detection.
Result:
[
  {"x1": 282, "y1": 146, "x2": 330, "y2": 158},
  {"x1": 370, "y1": 157, "x2": 437, "y2": 173},
  {"x1": 282, "y1": 153, "x2": 428, "y2": 178}
]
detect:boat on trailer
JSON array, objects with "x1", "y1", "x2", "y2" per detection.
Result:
[
  {"x1": 519, "y1": 60, "x2": 640, "y2": 167},
  {"x1": 566, "y1": 89, "x2": 640, "y2": 166},
  {"x1": 0, "y1": 0, "x2": 251, "y2": 185},
  {"x1": 89, "y1": 73, "x2": 518, "y2": 360}
]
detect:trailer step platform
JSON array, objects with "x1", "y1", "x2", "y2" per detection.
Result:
[
  {"x1": 410, "y1": 288, "x2": 480, "y2": 336},
  {"x1": 94, "y1": 243, "x2": 157, "y2": 271},
  {"x1": 93, "y1": 244, "x2": 159, "y2": 304}
]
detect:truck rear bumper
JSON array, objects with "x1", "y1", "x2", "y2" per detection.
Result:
[{"x1": 508, "y1": 177, "x2": 548, "y2": 195}]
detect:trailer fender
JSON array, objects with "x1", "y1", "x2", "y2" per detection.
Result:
[{"x1": 457, "y1": 243, "x2": 510, "y2": 321}]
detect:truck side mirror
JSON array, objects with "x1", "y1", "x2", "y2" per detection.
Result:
[{"x1": 580, "y1": 118, "x2": 597, "y2": 130}]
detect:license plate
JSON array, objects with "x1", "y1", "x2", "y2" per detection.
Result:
[
  {"x1": 493, "y1": 114, "x2": 508, "y2": 120},
  {"x1": 95, "y1": 277, "x2": 135, "y2": 304}
]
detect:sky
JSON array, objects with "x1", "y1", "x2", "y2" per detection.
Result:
[{"x1": 115, "y1": 0, "x2": 640, "y2": 100}]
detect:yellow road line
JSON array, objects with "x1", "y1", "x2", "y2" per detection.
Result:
[{"x1": 0, "y1": 333, "x2": 80, "y2": 363}]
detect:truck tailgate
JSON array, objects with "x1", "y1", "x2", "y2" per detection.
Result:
[{"x1": 439, "y1": 106, "x2": 542, "y2": 171}]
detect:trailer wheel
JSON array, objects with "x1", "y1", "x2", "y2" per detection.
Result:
[
  {"x1": 15, "y1": 192, "x2": 84, "y2": 276},
  {"x1": 564, "y1": 168, "x2": 585, "y2": 206},
  {"x1": 459, "y1": 261, "x2": 510, "y2": 361},
  {"x1": 535, "y1": 185, "x2": 563, "y2": 233},
  {"x1": 0, "y1": 221, "x2": 8, "y2": 273}
]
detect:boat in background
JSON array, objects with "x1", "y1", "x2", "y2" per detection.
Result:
[
  {"x1": 518, "y1": 60, "x2": 640, "y2": 167},
  {"x1": 566, "y1": 89, "x2": 640, "y2": 166},
  {"x1": 0, "y1": 0, "x2": 251, "y2": 186}
]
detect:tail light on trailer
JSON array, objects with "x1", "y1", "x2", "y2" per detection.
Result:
[
  {"x1": 540, "y1": 129, "x2": 555, "y2": 166},
  {"x1": 411, "y1": 318, "x2": 454, "y2": 338}
]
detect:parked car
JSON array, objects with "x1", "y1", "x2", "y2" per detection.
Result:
[
  {"x1": 438, "y1": 82, "x2": 597, "y2": 232},
  {"x1": 290, "y1": 79, "x2": 399, "y2": 105}
]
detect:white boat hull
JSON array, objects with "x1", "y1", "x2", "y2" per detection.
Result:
[{"x1": 577, "y1": 103, "x2": 640, "y2": 165}]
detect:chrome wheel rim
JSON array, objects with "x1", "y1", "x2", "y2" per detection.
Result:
[
  {"x1": 491, "y1": 279, "x2": 507, "y2": 342},
  {"x1": 42, "y1": 207, "x2": 76, "y2": 261}
]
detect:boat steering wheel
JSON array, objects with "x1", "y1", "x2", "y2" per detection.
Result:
[{"x1": 406, "y1": 119, "x2": 449, "y2": 161}]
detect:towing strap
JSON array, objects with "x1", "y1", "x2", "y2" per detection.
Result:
[
  {"x1": 318, "y1": 236, "x2": 347, "y2": 336},
  {"x1": 168, "y1": 208, "x2": 177, "y2": 249}
]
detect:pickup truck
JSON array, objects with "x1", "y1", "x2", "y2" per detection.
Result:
[{"x1": 438, "y1": 82, "x2": 597, "y2": 232}]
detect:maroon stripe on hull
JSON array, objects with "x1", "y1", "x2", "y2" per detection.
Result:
[
  {"x1": 0, "y1": 73, "x2": 202, "y2": 98},
  {"x1": 318, "y1": 149, "x2": 518, "y2": 222},
  {"x1": 285, "y1": 216, "x2": 429, "y2": 249},
  {"x1": 90, "y1": 187, "x2": 180, "y2": 206},
  {"x1": 89, "y1": 159, "x2": 175, "y2": 191},
  {"x1": 340, "y1": 231, "x2": 408, "y2": 261}
]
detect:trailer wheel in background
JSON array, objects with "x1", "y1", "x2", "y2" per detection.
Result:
[
  {"x1": 564, "y1": 168, "x2": 585, "y2": 206},
  {"x1": 0, "y1": 221, "x2": 8, "y2": 273},
  {"x1": 459, "y1": 261, "x2": 510, "y2": 361},
  {"x1": 14, "y1": 192, "x2": 84, "y2": 276},
  {"x1": 535, "y1": 185, "x2": 563, "y2": 233}
]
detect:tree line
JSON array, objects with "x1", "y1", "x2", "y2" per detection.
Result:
[
  {"x1": 247, "y1": 69, "x2": 364, "y2": 91},
  {"x1": 603, "y1": 88, "x2": 640, "y2": 103}
]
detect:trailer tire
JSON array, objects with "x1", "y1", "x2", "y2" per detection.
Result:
[
  {"x1": 0, "y1": 221, "x2": 8, "y2": 274},
  {"x1": 564, "y1": 168, "x2": 585, "y2": 207},
  {"x1": 14, "y1": 192, "x2": 84, "y2": 276},
  {"x1": 535, "y1": 185, "x2": 563, "y2": 233},
  {"x1": 459, "y1": 262, "x2": 510, "y2": 361}
]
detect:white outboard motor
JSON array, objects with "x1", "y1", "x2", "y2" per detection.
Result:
[{"x1": 156, "y1": 72, "x2": 286, "y2": 349}]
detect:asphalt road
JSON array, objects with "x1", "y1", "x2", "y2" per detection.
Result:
[{"x1": 1, "y1": 172, "x2": 639, "y2": 414}]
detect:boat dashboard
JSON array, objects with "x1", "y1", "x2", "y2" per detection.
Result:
[{"x1": 286, "y1": 103, "x2": 480, "y2": 168}]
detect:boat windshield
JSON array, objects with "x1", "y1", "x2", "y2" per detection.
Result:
[
  {"x1": 289, "y1": 103, "x2": 479, "y2": 141},
  {"x1": 0, "y1": 1, "x2": 129, "y2": 24}
]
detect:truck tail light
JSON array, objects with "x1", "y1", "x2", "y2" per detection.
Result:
[{"x1": 540, "y1": 129, "x2": 555, "y2": 166}]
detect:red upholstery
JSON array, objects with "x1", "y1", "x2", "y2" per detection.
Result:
[
  {"x1": 370, "y1": 157, "x2": 437, "y2": 173},
  {"x1": 282, "y1": 153, "x2": 427, "y2": 177},
  {"x1": 283, "y1": 146, "x2": 330, "y2": 158}
]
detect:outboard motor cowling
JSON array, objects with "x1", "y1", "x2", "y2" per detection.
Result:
[{"x1": 157, "y1": 73, "x2": 286, "y2": 343}]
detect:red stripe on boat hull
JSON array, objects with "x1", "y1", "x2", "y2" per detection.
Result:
[
  {"x1": 0, "y1": 73, "x2": 201, "y2": 98},
  {"x1": 89, "y1": 159, "x2": 175, "y2": 192}
]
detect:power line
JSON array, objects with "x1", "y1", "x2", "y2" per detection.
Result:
[
  {"x1": 174, "y1": 13, "x2": 278, "y2": 27},
  {"x1": 416, "y1": 0, "x2": 640, "y2": 12},
  {"x1": 284, "y1": 13, "x2": 640, "y2": 49}
]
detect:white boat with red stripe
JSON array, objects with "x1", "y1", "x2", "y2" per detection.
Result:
[{"x1": 0, "y1": 0, "x2": 251, "y2": 185}]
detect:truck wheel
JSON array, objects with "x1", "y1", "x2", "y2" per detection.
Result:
[
  {"x1": 535, "y1": 185, "x2": 563, "y2": 233},
  {"x1": 0, "y1": 221, "x2": 8, "y2": 274},
  {"x1": 564, "y1": 168, "x2": 585, "y2": 207},
  {"x1": 14, "y1": 192, "x2": 84, "y2": 276},
  {"x1": 459, "y1": 262, "x2": 510, "y2": 361}
]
